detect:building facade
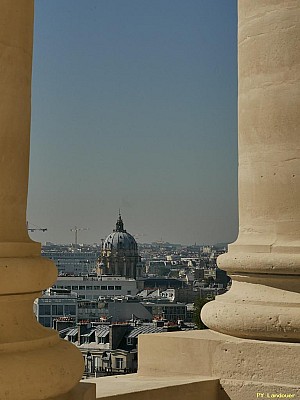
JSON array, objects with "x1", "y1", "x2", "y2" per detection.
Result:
[
  {"x1": 34, "y1": 288, "x2": 78, "y2": 328},
  {"x1": 54, "y1": 276, "x2": 139, "y2": 300},
  {"x1": 42, "y1": 244, "x2": 99, "y2": 275}
]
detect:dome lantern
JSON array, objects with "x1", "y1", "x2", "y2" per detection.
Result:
[{"x1": 114, "y1": 211, "x2": 125, "y2": 233}]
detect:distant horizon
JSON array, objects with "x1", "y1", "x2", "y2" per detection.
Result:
[{"x1": 40, "y1": 240, "x2": 229, "y2": 248}]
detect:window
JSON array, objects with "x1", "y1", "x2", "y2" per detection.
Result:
[
  {"x1": 40, "y1": 317, "x2": 51, "y2": 328},
  {"x1": 52, "y1": 305, "x2": 63, "y2": 315},
  {"x1": 72, "y1": 286, "x2": 79, "y2": 290},
  {"x1": 101, "y1": 286, "x2": 107, "y2": 290},
  {"x1": 94, "y1": 286, "x2": 100, "y2": 290},
  {"x1": 64, "y1": 305, "x2": 76, "y2": 315},
  {"x1": 86, "y1": 286, "x2": 93, "y2": 290},
  {"x1": 115, "y1": 286, "x2": 121, "y2": 290},
  {"x1": 115, "y1": 357, "x2": 123, "y2": 369},
  {"x1": 127, "y1": 337, "x2": 134, "y2": 346},
  {"x1": 39, "y1": 305, "x2": 51, "y2": 315},
  {"x1": 79, "y1": 286, "x2": 85, "y2": 290},
  {"x1": 108, "y1": 286, "x2": 114, "y2": 291},
  {"x1": 127, "y1": 290, "x2": 131, "y2": 295},
  {"x1": 98, "y1": 336, "x2": 107, "y2": 344}
]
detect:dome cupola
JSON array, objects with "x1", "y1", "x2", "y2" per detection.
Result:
[{"x1": 98, "y1": 212, "x2": 141, "y2": 279}]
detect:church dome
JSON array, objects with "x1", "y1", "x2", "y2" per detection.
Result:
[
  {"x1": 98, "y1": 213, "x2": 141, "y2": 279},
  {"x1": 102, "y1": 214, "x2": 137, "y2": 253}
]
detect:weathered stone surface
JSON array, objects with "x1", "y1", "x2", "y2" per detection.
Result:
[
  {"x1": 50, "y1": 383, "x2": 96, "y2": 400},
  {"x1": 202, "y1": 0, "x2": 300, "y2": 341},
  {"x1": 88, "y1": 374, "x2": 219, "y2": 400},
  {"x1": 138, "y1": 330, "x2": 300, "y2": 399},
  {"x1": 0, "y1": 2, "x2": 85, "y2": 399}
]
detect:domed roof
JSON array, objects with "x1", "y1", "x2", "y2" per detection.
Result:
[{"x1": 102, "y1": 214, "x2": 137, "y2": 252}]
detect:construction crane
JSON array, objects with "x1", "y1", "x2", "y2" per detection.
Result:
[
  {"x1": 70, "y1": 226, "x2": 89, "y2": 245},
  {"x1": 27, "y1": 221, "x2": 47, "y2": 232}
]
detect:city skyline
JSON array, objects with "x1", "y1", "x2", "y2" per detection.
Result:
[{"x1": 27, "y1": 0, "x2": 238, "y2": 245}]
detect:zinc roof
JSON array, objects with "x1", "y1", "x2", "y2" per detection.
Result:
[
  {"x1": 95, "y1": 326, "x2": 110, "y2": 338},
  {"x1": 127, "y1": 325, "x2": 164, "y2": 338}
]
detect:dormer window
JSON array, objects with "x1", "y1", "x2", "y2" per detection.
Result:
[{"x1": 127, "y1": 337, "x2": 134, "y2": 346}]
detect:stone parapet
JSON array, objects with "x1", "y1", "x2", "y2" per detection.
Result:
[
  {"x1": 88, "y1": 374, "x2": 219, "y2": 400},
  {"x1": 82, "y1": 330, "x2": 299, "y2": 400},
  {"x1": 138, "y1": 330, "x2": 300, "y2": 400}
]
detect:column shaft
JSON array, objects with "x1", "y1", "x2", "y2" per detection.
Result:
[
  {"x1": 0, "y1": 1, "x2": 85, "y2": 399},
  {"x1": 202, "y1": 0, "x2": 300, "y2": 341}
]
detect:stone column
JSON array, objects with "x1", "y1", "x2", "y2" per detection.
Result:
[
  {"x1": 202, "y1": 0, "x2": 300, "y2": 341},
  {"x1": 0, "y1": 1, "x2": 85, "y2": 399}
]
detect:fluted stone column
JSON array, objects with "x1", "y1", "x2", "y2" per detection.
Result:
[
  {"x1": 202, "y1": 0, "x2": 300, "y2": 341},
  {"x1": 0, "y1": 1, "x2": 85, "y2": 399}
]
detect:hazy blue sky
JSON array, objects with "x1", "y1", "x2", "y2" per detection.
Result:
[{"x1": 28, "y1": 0, "x2": 238, "y2": 245}]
